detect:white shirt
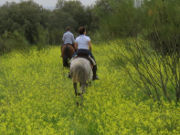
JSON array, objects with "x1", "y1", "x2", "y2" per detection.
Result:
[
  {"x1": 62, "y1": 31, "x2": 75, "y2": 44},
  {"x1": 75, "y1": 35, "x2": 91, "y2": 50}
]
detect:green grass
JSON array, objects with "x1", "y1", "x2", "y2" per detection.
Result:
[{"x1": 0, "y1": 41, "x2": 180, "y2": 135}]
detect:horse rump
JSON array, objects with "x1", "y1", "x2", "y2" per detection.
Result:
[
  {"x1": 62, "y1": 44, "x2": 74, "y2": 67},
  {"x1": 70, "y1": 58, "x2": 93, "y2": 96}
]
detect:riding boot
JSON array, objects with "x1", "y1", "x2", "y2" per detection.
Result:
[{"x1": 92, "y1": 65, "x2": 99, "y2": 80}]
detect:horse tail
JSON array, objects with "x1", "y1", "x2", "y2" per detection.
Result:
[
  {"x1": 64, "y1": 45, "x2": 70, "y2": 57},
  {"x1": 65, "y1": 45, "x2": 74, "y2": 58},
  {"x1": 71, "y1": 64, "x2": 86, "y2": 83}
]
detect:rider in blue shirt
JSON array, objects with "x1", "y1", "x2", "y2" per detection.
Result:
[{"x1": 62, "y1": 26, "x2": 75, "y2": 45}]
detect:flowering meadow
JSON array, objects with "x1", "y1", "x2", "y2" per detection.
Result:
[{"x1": 0, "y1": 41, "x2": 179, "y2": 135}]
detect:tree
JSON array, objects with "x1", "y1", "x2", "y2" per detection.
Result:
[{"x1": 56, "y1": 0, "x2": 65, "y2": 9}]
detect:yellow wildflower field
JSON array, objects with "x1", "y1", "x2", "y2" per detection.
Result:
[{"x1": 0, "y1": 41, "x2": 179, "y2": 135}]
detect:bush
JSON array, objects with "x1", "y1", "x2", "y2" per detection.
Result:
[
  {"x1": 0, "y1": 31, "x2": 29, "y2": 54},
  {"x1": 94, "y1": 0, "x2": 144, "y2": 39},
  {"x1": 142, "y1": 0, "x2": 180, "y2": 55},
  {"x1": 112, "y1": 39, "x2": 180, "y2": 103}
]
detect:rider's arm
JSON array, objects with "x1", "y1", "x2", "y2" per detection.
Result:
[
  {"x1": 74, "y1": 42, "x2": 78, "y2": 50},
  {"x1": 62, "y1": 34, "x2": 65, "y2": 42},
  {"x1": 72, "y1": 35, "x2": 75, "y2": 44},
  {"x1": 62, "y1": 34, "x2": 65, "y2": 45},
  {"x1": 88, "y1": 41, "x2": 92, "y2": 51}
]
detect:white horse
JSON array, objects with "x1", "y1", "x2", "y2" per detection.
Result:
[{"x1": 70, "y1": 57, "x2": 93, "y2": 96}]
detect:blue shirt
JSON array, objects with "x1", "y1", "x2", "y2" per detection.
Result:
[{"x1": 62, "y1": 31, "x2": 75, "y2": 45}]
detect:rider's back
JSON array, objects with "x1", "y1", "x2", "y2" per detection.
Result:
[
  {"x1": 62, "y1": 31, "x2": 74, "y2": 45},
  {"x1": 75, "y1": 35, "x2": 90, "y2": 50}
]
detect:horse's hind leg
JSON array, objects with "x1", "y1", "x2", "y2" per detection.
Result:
[
  {"x1": 79, "y1": 84, "x2": 86, "y2": 106},
  {"x1": 63, "y1": 56, "x2": 68, "y2": 67},
  {"x1": 73, "y1": 83, "x2": 78, "y2": 96},
  {"x1": 74, "y1": 83, "x2": 83, "y2": 107},
  {"x1": 81, "y1": 83, "x2": 86, "y2": 94}
]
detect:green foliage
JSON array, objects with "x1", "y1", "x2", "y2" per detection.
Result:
[
  {"x1": 53, "y1": 0, "x2": 95, "y2": 35},
  {"x1": 0, "y1": 40, "x2": 179, "y2": 134},
  {"x1": 111, "y1": 39, "x2": 180, "y2": 102},
  {"x1": 142, "y1": 0, "x2": 180, "y2": 55},
  {"x1": 0, "y1": 1, "x2": 44, "y2": 44},
  {"x1": 93, "y1": 0, "x2": 180, "y2": 54},
  {"x1": 0, "y1": 31, "x2": 29, "y2": 54},
  {"x1": 56, "y1": 0, "x2": 65, "y2": 9},
  {"x1": 0, "y1": 0, "x2": 97, "y2": 48},
  {"x1": 93, "y1": 0, "x2": 144, "y2": 39}
]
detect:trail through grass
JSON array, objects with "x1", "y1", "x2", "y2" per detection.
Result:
[{"x1": 0, "y1": 41, "x2": 179, "y2": 135}]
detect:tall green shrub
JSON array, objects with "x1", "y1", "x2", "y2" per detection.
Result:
[
  {"x1": 142, "y1": 0, "x2": 180, "y2": 55},
  {"x1": 0, "y1": 31, "x2": 29, "y2": 54},
  {"x1": 94, "y1": 0, "x2": 144, "y2": 39}
]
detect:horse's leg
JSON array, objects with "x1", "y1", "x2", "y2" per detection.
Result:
[
  {"x1": 67, "y1": 57, "x2": 70, "y2": 68},
  {"x1": 79, "y1": 83, "x2": 87, "y2": 106},
  {"x1": 78, "y1": 83, "x2": 84, "y2": 106},
  {"x1": 64, "y1": 56, "x2": 70, "y2": 67},
  {"x1": 74, "y1": 83, "x2": 83, "y2": 107},
  {"x1": 73, "y1": 83, "x2": 78, "y2": 96},
  {"x1": 81, "y1": 83, "x2": 86, "y2": 94},
  {"x1": 63, "y1": 56, "x2": 66, "y2": 67}
]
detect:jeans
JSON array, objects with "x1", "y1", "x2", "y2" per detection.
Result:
[{"x1": 73, "y1": 49, "x2": 96, "y2": 62}]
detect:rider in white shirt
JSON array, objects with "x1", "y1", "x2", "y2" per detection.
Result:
[{"x1": 74, "y1": 26, "x2": 98, "y2": 80}]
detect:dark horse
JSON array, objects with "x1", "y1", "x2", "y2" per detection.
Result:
[{"x1": 61, "y1": 44, "x2": 75, "y2": 67}]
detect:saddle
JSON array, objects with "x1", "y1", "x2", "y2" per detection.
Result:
[
  {"x1": 64, "y1": 43, "x2": 75, "y2": 50},
  {"x1": 71, "y1": 52, "x2": 96, "y2": 67}
]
